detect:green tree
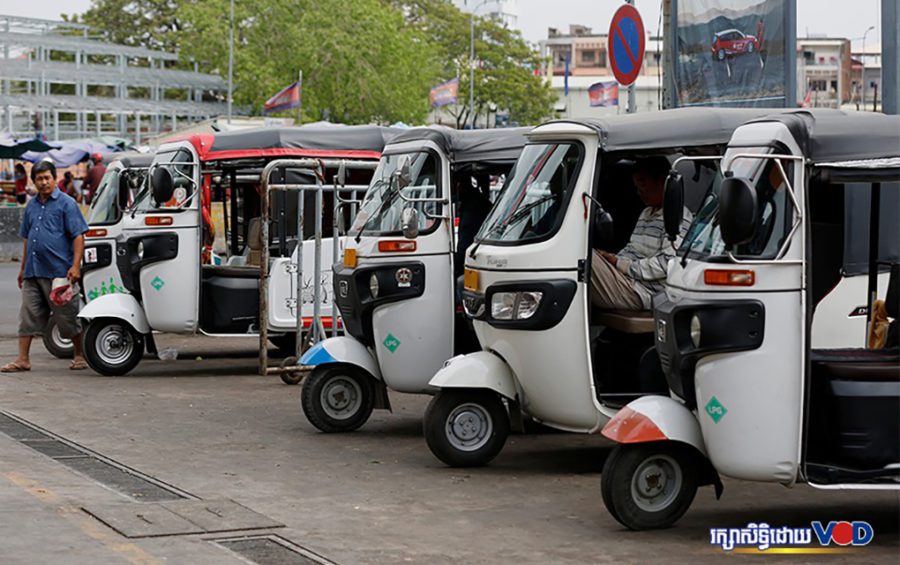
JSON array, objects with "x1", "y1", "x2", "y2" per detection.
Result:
[
  {"x1": 392, "y1": 0, "x2": 555, "y2": 127},
  {"x1": 64, "y1": 0, "x2": 183, "y2": 55}
]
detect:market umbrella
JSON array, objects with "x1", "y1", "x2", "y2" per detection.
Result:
[{"x1": 0, "y1": 133, "x2": 59, "y2": 159}]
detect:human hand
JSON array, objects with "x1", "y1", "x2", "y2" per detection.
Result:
[
  {"x1": 598, "y1": 250, "x2": 618, "y2": 266},
  {"x1": 17, "y1": 269, "x2": 24, "y2": 289},
  {"x1": 67, "y1": 265, "x2": 81, "y2": 283}
]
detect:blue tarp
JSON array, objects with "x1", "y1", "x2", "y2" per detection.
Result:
[{"x1": 20, "y1": 138, "x2": 122, "y2": 167}]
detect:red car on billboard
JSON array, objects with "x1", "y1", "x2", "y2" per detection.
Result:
[{"x1": 711, "y1": 29, "x2": 759, "y2": 61}]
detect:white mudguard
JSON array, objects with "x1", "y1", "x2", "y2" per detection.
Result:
[
  {"x1": 428, "y1": 351, "x2": 518, "y2": 400},
  {"x1": 601, "y1": 395, "x2": 707, "y2": 457},
  {"x1": 299, "y1": 337, "x2": 382, "y2": 381},
  {"x1": 77, "y1": 293, "x2": 150, "y2": 334}
]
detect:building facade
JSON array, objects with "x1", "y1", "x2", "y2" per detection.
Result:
[
  {"x1": 0, "y1": 15, "x2": 227, "y2": 144},
  {"x1": 797, "y1": 37, "x2": 852, "y2": 108}
]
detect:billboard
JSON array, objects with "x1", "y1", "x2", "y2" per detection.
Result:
[{"x1": 671, "y1": 0, "x2": 795, "y2": 107}]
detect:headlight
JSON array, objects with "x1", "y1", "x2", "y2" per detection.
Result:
[
  {"x1": 690, "y1": 314, "x2": 702, "y2": 348},
  {"x1": 136, "y1": 241, "x2": 144, "y2": 260},
  {"x1": 490, "y1": 291, "x2": 543, "y2": 321},
  {"x1": 516, "y1": 291, "x2": 543, "y2": 320},
  {"x1": 369, "y1": 273, "x2": 379, "y2": 299},
  {"x1": 491, "y1": 292, "x2": 517, "y2": 320}
]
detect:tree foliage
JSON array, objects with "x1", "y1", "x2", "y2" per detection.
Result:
[{"x1": 68, "y1": 0, "x2": 555, "y2": 126}]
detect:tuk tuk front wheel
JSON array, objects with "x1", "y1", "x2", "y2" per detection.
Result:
[
  {"x1": 601, "y1": 443, "x2": 699, "y2": 530},
  {"x1": 301, "y1": 365, "x2": 375, "y2": 432},
  {"x1": 83, "y1": 318, "x2": 145, "y2": 377},
  {"x1": 424, "y1": 389, "x2": 510, "y2": 467},
  {"x1": 43, "y1": 316, "x2": 74, "y2": 359}
]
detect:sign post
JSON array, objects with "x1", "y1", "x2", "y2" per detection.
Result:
[{"x1": 608, "y1": 2, "x2": 645, "y2": 113}]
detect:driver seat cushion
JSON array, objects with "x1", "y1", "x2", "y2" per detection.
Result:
[
  {"x1": 595, "y1": 309, "x2": 654, "y2": 334},
  {"x1": 247, "y1": 217, "x2": 263, "y2": 266}
]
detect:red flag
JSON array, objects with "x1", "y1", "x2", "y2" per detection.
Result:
[
  {"x1": 588, "y1": 81, "x2": 619, "y2": 107},
  {"x1": 264, "y1": 82, "x2": 301, "y2": 115}
]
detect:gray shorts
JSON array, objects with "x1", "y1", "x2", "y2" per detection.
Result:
[{"x1": 18, "y1": 277, "x2": 82, "y2": 339}]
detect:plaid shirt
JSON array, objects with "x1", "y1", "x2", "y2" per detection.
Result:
[{"x1": 616, "y1": 206, "x2": 693, "y2": 308}]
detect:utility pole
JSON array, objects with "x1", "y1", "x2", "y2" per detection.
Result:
[
  {"x1": 227, "y1": 0, "x2": 234, "y2": 124},
  {"x1": 625, "y1": 0, "x2": 636, "y2": 113},
  {"x1": 883, "y1": 0, "x2": 899, "y2": 114},
  {"x1": 862, "y1": 26, "x2": 875, "y2": 110},
  {"x1": 468, "y1": 0, "x2": 496, "y2": 129}
]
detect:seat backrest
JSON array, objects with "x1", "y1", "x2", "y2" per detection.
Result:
[
  {"x1": 886, "y1": 262, "x2": 899, "y2": 319},
  {"x1": 248, "y1": 217, "x2": 262, "y2": 251}
]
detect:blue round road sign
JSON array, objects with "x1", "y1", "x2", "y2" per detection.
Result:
[{"x1": 608, "y1": 4, "x2": 646, "y2": 86}]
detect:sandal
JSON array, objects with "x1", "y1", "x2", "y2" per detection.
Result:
[
  {"x1": 1, "y1": 361, "x2": 31, "y2": 373},
  {"x1": 69, "y1": 359, "x2": 88, "y2": 371}
]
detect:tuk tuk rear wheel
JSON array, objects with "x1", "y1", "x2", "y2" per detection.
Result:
[
  {"x1": 83, "y1": 318, "x2": 144, "y2": 377},
  {"x1": 43, "y1": 316, "x2": 74, "y2": 359},
  {"x1": 424, "y1": 389, "x2": 509, "y2": 467},
  {"x1": 601, "y1": 443, "x2": 699, "y2": 530},
  {"x1": 301, "y1": 365, "x2": 375, "y2": 432}
]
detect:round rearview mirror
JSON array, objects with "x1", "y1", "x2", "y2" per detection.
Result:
[
  {"x1": 592, "y1": 209, "x2": 615, "y2": 247},
  {"x1": 150, "y1": 166, "x2": 175, "y2": 205},
  {"x1": 663, "y1": 171, "x2": 685, "y2": 242},
  {"x1": 719, "y1": 176, "x2": 759, "y2": 246},
  {"x1": 401, "y1": 207, "x2": 419, "y2": 239}
]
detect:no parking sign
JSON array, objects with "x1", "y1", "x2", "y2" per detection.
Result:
[{"x1": 608, "y1": 4, "x2": 645, "y2": 87}]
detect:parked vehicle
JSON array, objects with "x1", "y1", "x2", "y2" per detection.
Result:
[
  {"x1": 77, "y1": 126, "x2": 393, "y2": 376},
  {"x1": 601, "y1": 110, "x2": 900, "y2": 530},
  {"x1": 422, "y1": 108, "x2": 775, "y2": 467},
  {"x1": 711, "y1": 29, "x2": 759, "y2": 61},
  {"x1": 297, "y1": 127, "x2": 529, "y2": 432},
  {"x1": 43, "y1": 152, "x2": 154, "y2": 360}
]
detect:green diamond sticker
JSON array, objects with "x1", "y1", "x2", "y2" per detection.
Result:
[
  {"x1": 151, "y1": 276, "x2": 165, "y2": 291},
  {"x1": 383, "y1": 333, "x2": 400, "y2": 353},
  {"x1": 705, "y1": 396, "x2": 727, "y2": 423}
]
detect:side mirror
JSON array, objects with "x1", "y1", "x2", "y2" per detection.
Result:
[
  {"x1": 719, "y1": 176, "x2": 759, "y2": 246},
  {"x1": 663, "y1": 171, "x2": 685, "y2": 242},
  {"x1": 117, "y1": 175, "x2": 131, "y2": 211},
  {"x1": 150, "y1": 166, "x2": 175, "y2": 205},
  {"x1": 592, "y1": 208, "x2": 615, "y2": 247},
  {"x1": 401, "y1": 207, "x2": 419, "y2": 239}
]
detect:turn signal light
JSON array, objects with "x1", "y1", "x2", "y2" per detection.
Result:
[
  {"x1": 343, "y1": 248, "x2": 358, "y2": 268},
  {"x1": 378, "y1": 240, "x2": 417, "y2": 253},
  {"x1": 145, "y1": 216, "x2": 174, "y2": 226},
  {"x1": 704, "y1": 269, "x2": 755, "y2": 286},
  {"x1": 85, "y1": 228, "x2": 108, "y2": 238},
  {"x1": 601, "y1": 406, "x2": 667, "y2": 443}
]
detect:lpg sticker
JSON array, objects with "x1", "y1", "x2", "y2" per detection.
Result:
[
  {"x1": 705, "y1": 396, "x2": 727, "y2": 423},
  {"x1": 151, "y1": 276, "x2": 165, "y2": 291},
  {"x1": 383, "y1": 333, "x2": 401, "y2": 353}
]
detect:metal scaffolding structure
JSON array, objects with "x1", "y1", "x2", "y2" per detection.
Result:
[{"x1": 0, "y1": 14, "x2": 228, "y2": 144}]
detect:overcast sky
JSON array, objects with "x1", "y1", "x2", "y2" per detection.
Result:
[{"x1": 3, "y1": 0, "x2": 885, "y2": 50}]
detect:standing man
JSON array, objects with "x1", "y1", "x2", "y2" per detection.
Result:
[
  {"x1": 81, "y1": 153, "x2": 106, "y2": 205},
  {"x1": 2, "y1": 160, "x2": 89, "y2": 372}
]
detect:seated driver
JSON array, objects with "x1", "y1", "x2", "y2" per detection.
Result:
[{"x1": 590, "y1": 156, "x2": 692, "y2": 311}]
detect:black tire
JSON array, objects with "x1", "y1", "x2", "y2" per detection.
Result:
[
  {"x1": 601, "y1": 443, "x2": 699, "y2": 530},
  {"x1": 83, "y1": 318, "x2": 144, "y2": 377},
  {"x1": 423, "y1": 389, "x2": 510, "y2": 467},
  {"x1": 269, "y1": 334, "x2": 297, "y2": 358},
  {"x1": 42, "y1": 317, "x2": 74, "y2": 359},
  {"x1": 716, "y1": 48, "x2": 726, "y2": 61},
  {"x1": 280, "y1": 356, "x2": 303, "y2": 385},
  {"x1": 301, "y1": 365, "x2": 375, "y2": 432}
]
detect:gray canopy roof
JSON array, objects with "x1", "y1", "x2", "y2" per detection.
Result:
[
  {"x1": 547, "y1": 107, "x2": 779, "y2": 153},
  {"x1": 748, "y1": 110, "x2": 900, "y2": 164},
  {"x1": 388, "y1": 126, "x2": 531, "y2": 165},
  {"x1": 207, "y1": 125, "x2": 401, "y2": 157}
]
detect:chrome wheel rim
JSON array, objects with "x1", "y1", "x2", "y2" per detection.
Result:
[{"x1": 95, "y1": 324, "x2": 134, "y2": 366}]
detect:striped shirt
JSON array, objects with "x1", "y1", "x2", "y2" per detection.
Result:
[{"x1": 615, "y1": 206, "x2": 693, "y2": 308}]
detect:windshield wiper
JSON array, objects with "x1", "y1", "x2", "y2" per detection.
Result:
[{"x1": 469, "y1": 194, "x2": 557, "y2": 258}]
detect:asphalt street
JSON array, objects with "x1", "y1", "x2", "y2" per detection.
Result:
[{"x1": 0, "y1": 263, "x2": 897, "y2": 564}]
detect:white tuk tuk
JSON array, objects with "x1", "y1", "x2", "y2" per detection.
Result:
[
  {"x1": 422, "y1": 109, "x2": 779, "y2": 467},
  {"x1": 43, "y1": 152, "x2": 153, "y2": 359},
  {"x1": 77, "y1": 126, "x2": 391, "y2": 376},
  {"x1": 600, "y1": 110, "x2": 899, "y2": 530},
  {"x1": 296, "y1": 127, "x2": 529, "y2": 432}
]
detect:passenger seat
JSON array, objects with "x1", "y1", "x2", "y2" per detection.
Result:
[{"x1": 594, "y1": 309, "x2": 655, "y2": 334}]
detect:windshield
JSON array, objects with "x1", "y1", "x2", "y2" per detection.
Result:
[
  {"x1": 350, "y1": 151, "x2": 440, "y2": 236},
  {"x1": 134, "y1": 148, "x2": 196, "y2": 213},
  {"x1": 680, "y1": 147, "x2": 794, "y2": 260},
  {"x1": 476, "y1": 142, "x2": 582, "y2": 244},
  {"x1": 86, "y1": 167, "x2": 122, "y2": 225}
]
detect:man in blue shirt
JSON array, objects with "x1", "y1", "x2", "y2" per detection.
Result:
[{"x1": 2, "y1": 160, "x2": 89, "y2": 372}]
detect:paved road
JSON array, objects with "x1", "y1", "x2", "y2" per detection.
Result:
[
  {"x1": 0, "y1": 262, "x2": 22, "y2": 338},
  {"x1": 0, "y1": 335, "x2": 897, "y2": 564}
]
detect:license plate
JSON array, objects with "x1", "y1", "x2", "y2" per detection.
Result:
[
  {"x1": 343, "y1": 248, "x2": 357, "y2": 268},
  {"x1": 463, "y1": 268, "x2": 479, "y2": 292}
]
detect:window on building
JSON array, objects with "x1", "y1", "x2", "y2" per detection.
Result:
[{"x1": 581, "y1": 50, "x2": 596, "y2": 64}]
